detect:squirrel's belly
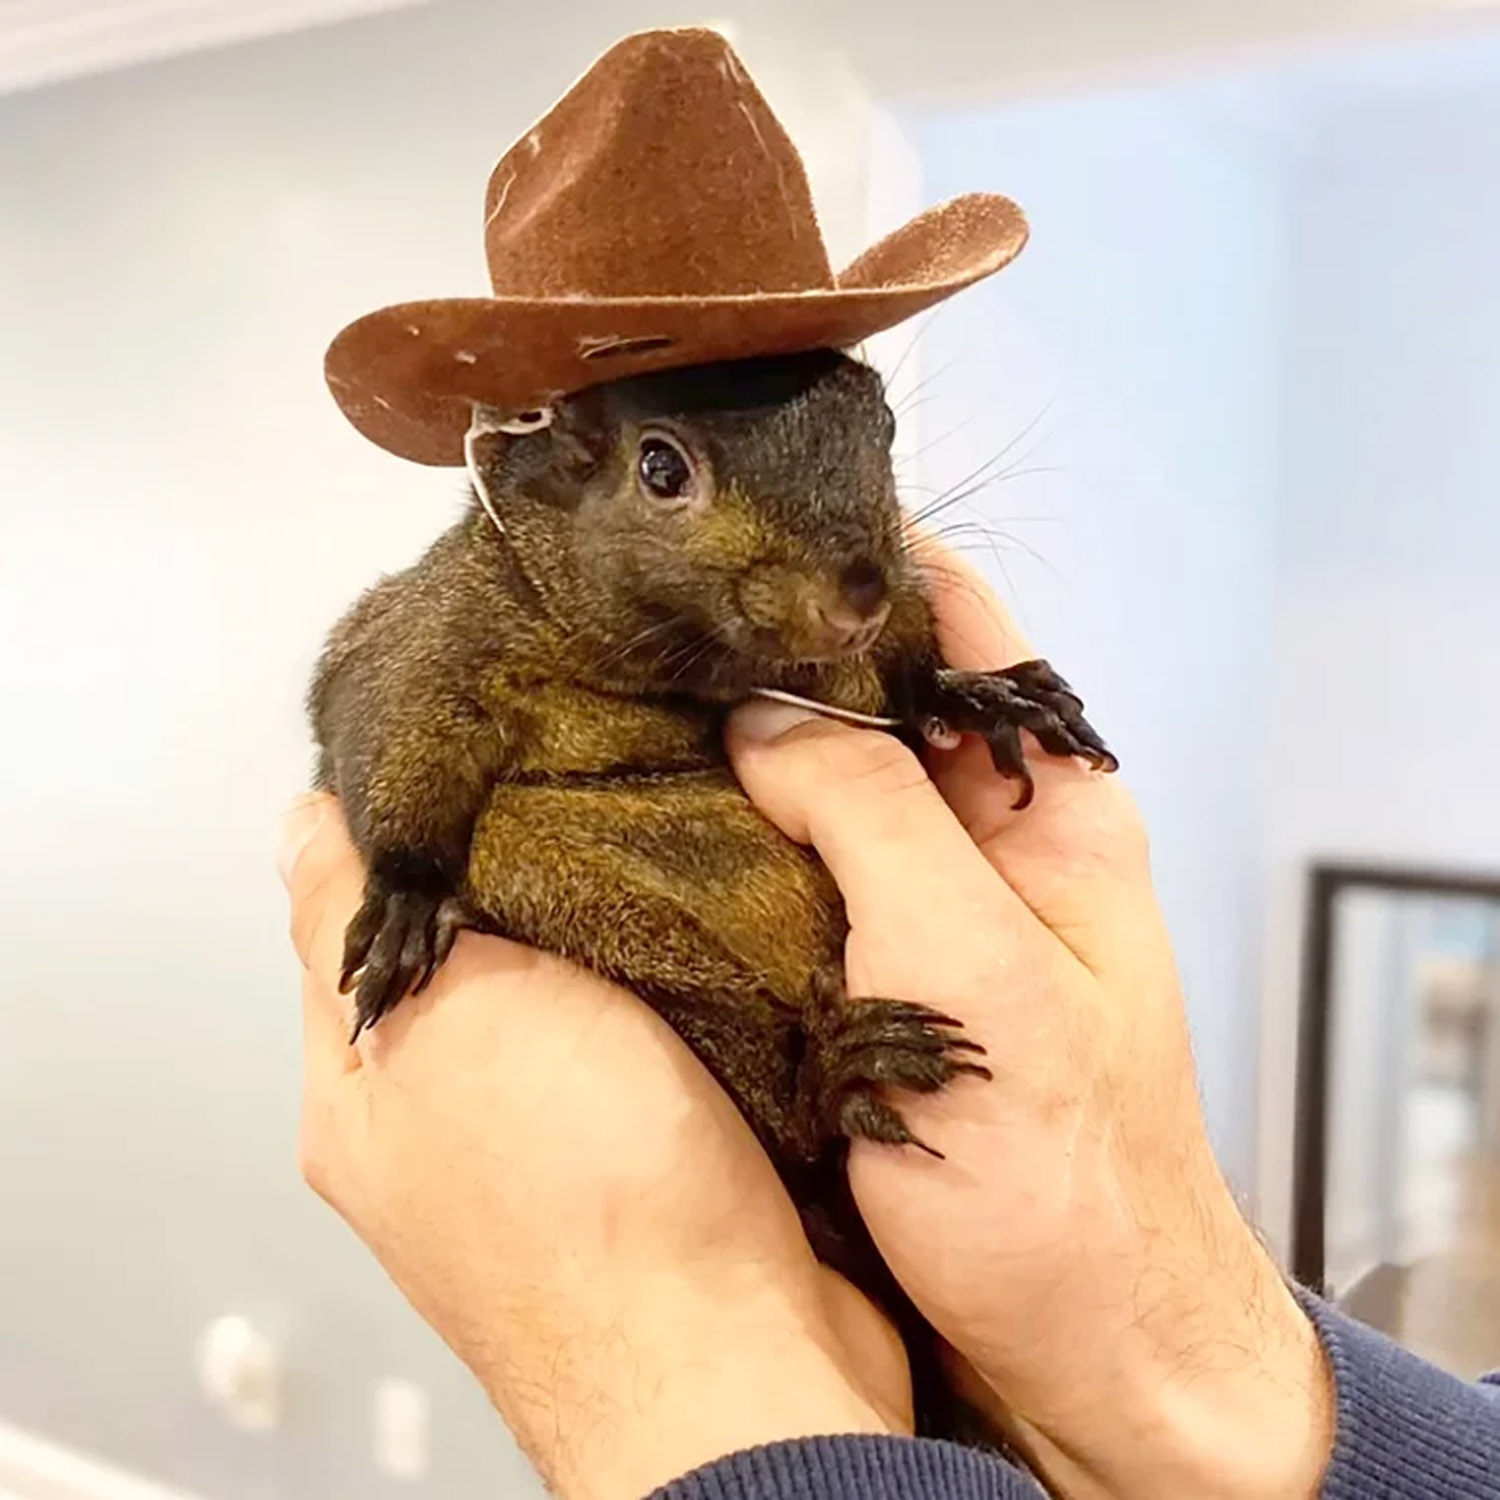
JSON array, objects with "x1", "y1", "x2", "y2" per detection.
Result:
[
  {"x1": 465, "y1": 767, "x2": 845, "y2": 1007},
  {"x1": 491, "y1": 673, "x2": 724, "y2": 779}
]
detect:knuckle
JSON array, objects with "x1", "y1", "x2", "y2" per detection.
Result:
[
  {"x1": 283, "y1": 799, "x2": 363, "y2": 973},
  {"x1": 289, "y1": 862, "x2": 349, "y2": 976},
  {"x1": 1094, "y1": 784, "x2": 1152, "y2": 873},
  {"x1": 297, "y1": 1118, "x2": 333, "y2": 1201},
  {"x1": 1052, "y1": 777, "x2": 1151, "y2": 879}
]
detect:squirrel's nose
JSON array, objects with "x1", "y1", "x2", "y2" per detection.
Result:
[
  {"x1": 838, "y1": 557, "x2": 889, "y2": 618},
  {"x1": 814, "y1": 559, "x2": 892, "y2": 652}
]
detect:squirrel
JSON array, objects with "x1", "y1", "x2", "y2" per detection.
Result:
[{"x1": 308, "y1": 347, "x2": 1116, "y2": 1444}]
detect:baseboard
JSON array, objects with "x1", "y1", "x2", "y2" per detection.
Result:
[{"x1": 0, "y1": 1422, "x2": 208, "y2": 1500}]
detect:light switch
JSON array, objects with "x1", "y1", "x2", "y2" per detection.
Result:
[
  {"x1": 373, "y1": 1377, "x2": 430, "y2": 1479},
  {"x1": 195, "y1": 1314, "x2": 279, "y2": 1432}
]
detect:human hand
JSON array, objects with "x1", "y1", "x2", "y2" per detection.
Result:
[
  {"x1": 280, "y1": 797, "x2": 907, "y2": 1500},
  {"x1": 725, "y1": 548, "x2": 1334, "y2": 1500}
]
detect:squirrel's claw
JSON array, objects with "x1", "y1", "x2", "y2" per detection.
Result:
[
  {"x1": 790, "y1": 969, "x2": 992, "y2": 1162},
  {"x1": 341, "y1": 876, "x2": 469, "y2": 1039},
  {"x1": 917, "y1": 659, "x2": 1117, "y2": 809}
]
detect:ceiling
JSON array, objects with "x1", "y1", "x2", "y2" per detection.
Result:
[
  {"x1": 4, "y1": 0, "x2": 1500, "y2": 99},
  {"x1": 809, "y1": 0, "x2": 1500, "y2": 103},
  {"x1": 0, "y1": 0, "x2": 433, "y2": 93}
]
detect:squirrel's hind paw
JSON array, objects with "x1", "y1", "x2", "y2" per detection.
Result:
[{"x1": 792, "y1": 970, "x2": 991, "y2": 1160}]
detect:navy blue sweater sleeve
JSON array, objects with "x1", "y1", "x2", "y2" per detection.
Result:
[
  {"x1": 650, "y1": 1295, "x2": 1500, "y2": 1500},
  {"x1": 648, "y1": 1434, "x2": 1045, "y2": 1499},
  {"x1": 1297, "y1": 1290, "x2": 1500, "y2": 1497}
]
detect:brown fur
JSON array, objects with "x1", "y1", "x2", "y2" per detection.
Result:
[{"x1": 308, "y1": 349, "x2": 1115, "y2": 1444}]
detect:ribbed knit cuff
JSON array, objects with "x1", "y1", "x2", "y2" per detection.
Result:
[
  {"x1": 648, "y1": 1433, "x2": 1045, "y2": 1500},
  {"x1": 1297, "y1": 1287, "x2": 1500, "y2": 1497},
  {"x1": 650, "y1": 1297, "x2": 1500, "y2": 1500}
]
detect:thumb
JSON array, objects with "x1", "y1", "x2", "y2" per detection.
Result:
[
  {"x1": 725, "y1": 701, "x2": 1008, "y2": 932},
  {"x1": 280, "y1": 794, "x2": 365, "y2": 981}
]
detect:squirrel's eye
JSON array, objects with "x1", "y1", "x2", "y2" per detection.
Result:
[{"x1": 637, "y1": 435, "x2": 696, "y2": 502}]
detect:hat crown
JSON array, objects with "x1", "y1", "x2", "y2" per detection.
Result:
[{"x1": 481, "y1": 29, "x2": 835, "y2": 300}]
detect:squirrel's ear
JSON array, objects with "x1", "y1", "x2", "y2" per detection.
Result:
[
  {"x1": 466, "y1": 395, "x2": 610, "y2": 513},
  {"x1": 465, "y1": 401, "x2": 576, "y2": 477},
  {"x1": 549, "y1": 389, "x2": 612, "y2": 470}
]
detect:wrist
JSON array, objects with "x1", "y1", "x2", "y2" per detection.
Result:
[
  {"x1": 478, "y1": 1281, "x2": 895, "y2": 1500},
  {"x1": 980, "y1": 1191, "x2": 1334, "y2": 1500},
  {"x1": 1047, "y1": 1267, "x2": 1331, "y2": 1500}
]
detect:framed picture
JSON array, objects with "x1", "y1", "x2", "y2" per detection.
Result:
[{"x1": 1292, "y1": 863, "x2": 1500, "y2": 1376}]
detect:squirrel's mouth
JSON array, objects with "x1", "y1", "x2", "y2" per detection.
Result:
[
  {"x1": 629, "y1": 612, "x2": 888, "y2": 697},
  {"x1": 734, "y1": 564, "x2": 893, "y2": 664},
  {"x1": 741, "y1": 615, "x2": 889, "y2": 664}
]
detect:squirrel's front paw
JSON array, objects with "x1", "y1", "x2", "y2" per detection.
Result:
[
  {"x1": 919, "y1": 659, "x2": 1117, "y2": 810},
  {"x1": 339, "y1": 865, "x2": 469, "y2": 1038}
]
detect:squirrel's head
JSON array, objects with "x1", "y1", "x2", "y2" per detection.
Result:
[{"x1": 465, "y1": 350, "x2": 916, "y2": 692}]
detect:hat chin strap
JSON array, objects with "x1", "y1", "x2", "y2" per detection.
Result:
[
  {"x1": 466, "y1": 456, "x2": 507, "y2": 538},
  {"x1": 748, "y1": 687, "x2": 901, "y2": 729},
  {"x1": 463, "y1": 411, "x2": 507, "y2": 538},
  {"x1": 464, "y1": 404, "x2": 557, "y2": 537}
]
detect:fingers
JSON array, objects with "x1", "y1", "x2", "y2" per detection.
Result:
[
  {"x1": 911, "y1": 534, "x2": 1128, "y2": 849},
  {"x1": 930, "y1": 731, "x2": 1137, "y2": 862},
  {"x1": 921, "y1": 673, "x2": 1155, "y2": 981},
  {"x1": 900, "y1": 532, "x2": 1159, "y2": 979},
  {"x1": 726, "y1": 700, "x2": 1027, "y2": 940},
  {"x1": 905, "y1": 525, "x2": 1035, "y2": 671},
  {"x1": 278, "y1": 794, "x2": 363, "y2": 1106},
  {"x1": 280, "y1": 794, "x2": 364, "y2": 982},
  {"x1": 298, "y1": 962, "x2": 360, "y2": 1207}
]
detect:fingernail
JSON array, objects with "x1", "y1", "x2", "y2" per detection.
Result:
[
  {"x1": 277, "y1": 794, "x2": 329, "y2": 888},
  {"x1": 729, "y1": 699, "x2": 822, "y2": 743}
]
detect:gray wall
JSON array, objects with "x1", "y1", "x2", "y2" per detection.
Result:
[
  {"x1": 1255, "y1": 73, "x2": 1500, "y2": 1249},
  {"x1": 0, "y1": 4, "x2": 707, "y2": 1497},
  {"x1": 908, "y1": 90, "x2": 1284, "y2": 1184},
  {"x1": 0, "y1": 3, "x2": 918, "y2": 1495}
]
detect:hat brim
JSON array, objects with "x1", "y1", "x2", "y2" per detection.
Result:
[{"x1": 324, "y1": 194, "x2": 1028, "y2": 466}]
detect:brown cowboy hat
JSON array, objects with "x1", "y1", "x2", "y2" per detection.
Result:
[{"x1": 324, "y1": 26, "x2": 1028, "y2": 466}]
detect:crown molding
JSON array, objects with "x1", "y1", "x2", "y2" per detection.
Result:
[{"x1": 0, "y1": 0, "x2": 433, "y2": 96}]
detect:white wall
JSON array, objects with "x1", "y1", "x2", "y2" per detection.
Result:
[
  {"x1": 0, "y1": 4, "x2": 920, "y2": 1496},
  {"x1": 1255, "y1": 76, "x2": 1500, "y2": 1257},
  {"x1": 907, "y1": 88, "x2": 1285, "y2": 1186}
]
